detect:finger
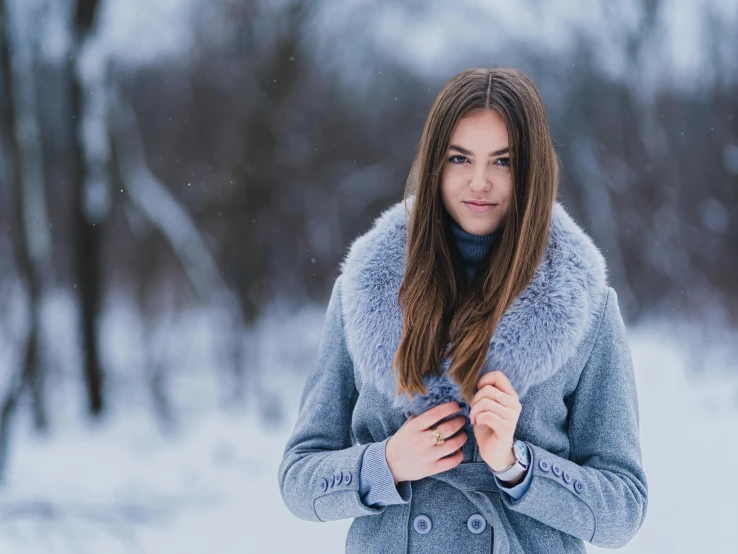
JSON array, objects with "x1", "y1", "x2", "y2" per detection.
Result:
[
  {"x1": 469, "y1": 385, "x2": 522, "y2": 408},
  {"x1": 413, "y1": 401, "x2": 462, "y2": 431},
  {"x1": 431, "y1": 430, "x2": 467, "y2": 460},
  {"x1": 435, "y1": 448, "x2": 464, "y2": 472},
  {"x1": 476, "y1": 410, "x2": 507, "y2": 429},
  {"x1": 469, "y1": 385, "x2": 512, "y2": 406},
  {"x1": 433, "y1": 415, "x2": 467, "y2": 440},
  {"x1": 469, "y1": 398, "x2": 516, "y2": 425},
  {"x1": 475, "y1": 370, "x2": 516, "y2": 397},
  {"x1": 475, "y1": 370, "x2": 518, "y2": 397}
]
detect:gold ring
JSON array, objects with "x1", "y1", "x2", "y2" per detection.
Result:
[{"x1": 431, "y1": 427, "x2": 445, "y2": 446}]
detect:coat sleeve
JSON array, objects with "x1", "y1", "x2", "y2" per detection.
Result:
[
  {"x1": 493, "y1": 442, "x2": 534, "y2": 500},
  {"x1": 359, "y1": 438, "x2": 412, "y2": 506},
  {"x1": 498, "y1": 287, "x2": 648, "y2": 548},
  {"x1": 278, "y1": 274, "x2": 402, "y2": 522}
]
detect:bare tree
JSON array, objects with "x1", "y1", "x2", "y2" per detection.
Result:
[
  {"x1": 108, "y1": 84, "x2": 249, "y2": 425},
  {"x1": 0, "y1": 0, "x2": 53, "y2": 480},
  {"x1": 69, "y1": 0, "x2": 106, "y2": 416}
]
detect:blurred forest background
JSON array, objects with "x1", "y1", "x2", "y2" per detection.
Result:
[{"x1": 0, "y1": 0, "x2": 737, "y2": 552}]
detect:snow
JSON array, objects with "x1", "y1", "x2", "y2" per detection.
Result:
[
  {"x1": 588, "y1": 322, "x2": 738, "y2": 553},
  {"x1": 0, "y1": 291, "x2": 737, "y2": 553}
]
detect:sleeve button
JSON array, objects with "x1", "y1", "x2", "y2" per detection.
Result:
[
  {"x1": 320, "y1": 478, "x2": 329, "y2": 491},
  {"x1": 343, "y1": 471, "x2": 353, "y2": 485},
  {"x1": 329, "y1": 474, "x2": 335, "y2": 487},
  {"x1": 334, "y1": 471, "x2": 343, "y2": 485},
  {"x1": 538, "y1": 459, "x2": 550, "y2": 472},
  {"x1": 552, "y1": 464, "x2": 561, "y2": 477},
  {"x1": 574, "y1": 480, "x2": 585, "y2": 494},
  {"x1": 562, "y1": 471, "x2": 571, "y2": 484}
]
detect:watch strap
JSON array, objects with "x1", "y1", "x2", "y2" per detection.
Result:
[{"x1": 493, "y1": 459, "x2": 527, "y2": 482}]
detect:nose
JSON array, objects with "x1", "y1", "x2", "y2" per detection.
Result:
[{"x1": 469, "y1": 169, "x2": 491, "y2": 192}]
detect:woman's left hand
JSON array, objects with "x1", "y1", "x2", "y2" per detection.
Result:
[{"x1": 469, "y1": 370, "x2": 522, "y2": 472}]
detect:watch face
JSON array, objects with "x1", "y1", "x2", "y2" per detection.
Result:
[{"x1": 514, "y1": 440, "x2": 530, "y2": 466}]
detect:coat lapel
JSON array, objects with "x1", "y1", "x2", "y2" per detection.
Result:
[{"x1": 339, "y1": 195, "x2": 608, "y2": 417}]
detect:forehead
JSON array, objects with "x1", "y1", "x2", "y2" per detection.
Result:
[{"x1": 449, "y1": 110, "x2": 509, "y2": 150}]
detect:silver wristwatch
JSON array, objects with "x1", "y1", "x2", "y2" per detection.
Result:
[{"x1": 492, "y1": 440, "x2": 530, "y2": 482}]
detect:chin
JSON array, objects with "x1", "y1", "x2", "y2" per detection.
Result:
[{"x1": 464, "y1": 221, "x2": 497, "y2": 236}]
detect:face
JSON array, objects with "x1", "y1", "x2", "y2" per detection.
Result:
[{"x1": 440, "y1": 109, "x2": 513, "y2": 236}]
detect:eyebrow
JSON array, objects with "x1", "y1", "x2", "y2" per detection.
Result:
[{"x1": 449, "y1": 144, "x2": 509, "y2": 157}]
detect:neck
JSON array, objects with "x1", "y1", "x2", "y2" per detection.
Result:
[{"x1": 448, "y1": 217, "x2": 497, "y2": 278}]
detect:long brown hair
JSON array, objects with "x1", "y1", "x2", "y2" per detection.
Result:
[{"x1": 393, "y1": 67, "x2": 560, "y2": 405}]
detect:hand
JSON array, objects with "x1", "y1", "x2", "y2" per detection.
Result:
[
  {"x1": 469, "y1": 370, "x2": 522, "y2": 472},
  {"x1": 385, "y1": 401, "x2": 468, "y2": 483}
]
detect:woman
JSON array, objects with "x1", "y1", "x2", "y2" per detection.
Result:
[{"x1": 278, "y1": 67, "x2": 648, "y2": 553}]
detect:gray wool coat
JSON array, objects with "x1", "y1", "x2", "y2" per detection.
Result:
[{"x1": 278, "y1": 196, "x2": 648, "y2": 553}]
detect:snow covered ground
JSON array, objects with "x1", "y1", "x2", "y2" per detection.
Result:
[{"x1": 0, "y1": 293, "x2": 737, "y2": 553}]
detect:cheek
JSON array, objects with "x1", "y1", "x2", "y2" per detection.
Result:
[
  {"x1": 496, "y1": 173, "x2": 514, "y2": 202},
  {"x1": 441, "y1": 167, "x2": 462, "y2": 197},
  {"x1": 441, "y1": 164, "x2": 456, "y2": 183}
]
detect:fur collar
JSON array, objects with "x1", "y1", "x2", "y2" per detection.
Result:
[{"x1": 339, "y1": 195, "x2": 608, "y2": 417}]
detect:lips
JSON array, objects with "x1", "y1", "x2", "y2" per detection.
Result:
[{"x1": 464, "y1": 201, "x2": 497, "y2": 213}]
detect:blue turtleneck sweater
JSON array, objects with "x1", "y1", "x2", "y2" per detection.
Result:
[
  {"x1": 358, "y1": 216, "x2": 533, "y2": 508},
  {"x1": 448, "y1": 216, "x2": 498, "y2": 279}
]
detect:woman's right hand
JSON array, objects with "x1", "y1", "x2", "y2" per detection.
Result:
[{"x1": 385, "y1": 401, "x2": 468, "y2": 483}]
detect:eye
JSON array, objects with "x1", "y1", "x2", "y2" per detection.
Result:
[
  {"x1": 495, "y1": 157, "x2": 510, "y2": 167},
  {"x1": 448, "y1": 154, "x2": 468, "y2": 165}
]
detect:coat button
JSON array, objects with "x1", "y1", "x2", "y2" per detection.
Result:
[
  {"x1": 334, "y1": 471, "x2": 343, "y2": 485},
  {"x1": 320, "y1": 478, "x2": 328, "y2": 492},
  {"x1": 552, "y1": 464, "x2": 562, "y2": 477},
  {"x1": 413, "y1": 514, "x2": 432, "y2": 534},
  {"x1": 343, "y1": 471, "x2": 352, "y2": 485},
  {"x1": 329, "y1": 474, "x2": 335, "y2": 487},
  {"x1": 538, "y1": 459, "x2": 550, "y2": 472},
  {"x1": 562, "y1": 471, "x2": 571, "y2": 484},
  {"x1": 574, "y1": 480, "x2": 585, "y2": 494},
  {"x1": 467, "y1": 514, "x2": 486, "y2": 534}
]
